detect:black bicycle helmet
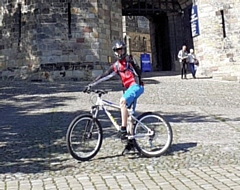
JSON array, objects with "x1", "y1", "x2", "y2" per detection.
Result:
[{"x1": 112, "y1": 40, "x2": 127, "y2": 60}]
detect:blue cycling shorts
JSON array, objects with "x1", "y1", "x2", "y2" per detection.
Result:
[{"x1": 123, "y1": 83, "x2": 144, "y2": 110}]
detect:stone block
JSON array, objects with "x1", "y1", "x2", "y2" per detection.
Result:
[
  {"x1": 52, "y1": 71, "x2": 61, "y2": 78},
  {"x1": 92, "y1": 69, "x2": 103, "y2": 79},
  {"x1": 60, "y1": 55, "x2": 69, "y2": 62},
  {"x1": 196, "y1": 66, "x2": 214, "y2": 78},
  {"x1": 222, "y1": 75, "x2": 238, "y2": 81},
  {"x1": 72, "y1": 70, "x2": 84, "y2": 79},
  {"x1": 69, "y1": 55, "x2": 79, "y2": 62},
  {"x1": 86, "y1": 55, "x2": 93, "y2": 62},
  {"x1": 65, "y1": 70, "x2": 73, "y2": 78},
  {"x1": 83, "y1": 26, "x2": 93, "y2": 33},
  {"x1": 87, "y1": 14, "x2": 96, "y2": 19}
]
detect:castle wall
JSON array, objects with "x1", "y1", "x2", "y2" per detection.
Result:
[
  {"x1": 0, "y1": 0, "x2": 122, "y2": 81},
  {"x1": 123, "y1": 16, "x2": 151, "y2": 67},
  {"x1": 193, "y1": 0, "x2": 240, "y2": 81},
  {"x1": 1, "y1": 0, "x2": 240, "y2": 82}
]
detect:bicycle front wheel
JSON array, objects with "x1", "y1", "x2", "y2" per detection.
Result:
[
  {"x1": 66, "y1": 114, "x2": 103, "y2": 161},
  {"x1": 133, "y1": 112, "x2": 173, "y2": 157}
]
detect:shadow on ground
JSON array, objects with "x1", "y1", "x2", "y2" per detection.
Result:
[
  {"x1": 0, "y1": 80, "x2": 239, "y2": 175},
  {"x1": 142, "y1": 71, "x2": 180, "y2": 78},
  {"x1": 94, "y1": 142, "x2": 198, "y2": 161},
  {"x1": 167, "y1": 142, "x2": 197, "y2": 155}
]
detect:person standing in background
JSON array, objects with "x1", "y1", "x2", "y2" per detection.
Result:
[
  {"x1": 187, "y1": 49, "x2": 197, "y2": 79},
  {"x1": 178, "y1": 45, "x2": 188, "y2": 79}
]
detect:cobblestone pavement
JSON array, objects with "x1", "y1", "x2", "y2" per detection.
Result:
[{"x1": 0, "y1": 72, "x2": 240, "y2": 190}]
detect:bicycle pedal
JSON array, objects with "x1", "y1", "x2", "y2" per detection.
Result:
[
  {"x1": 121, "y1": 145, "x2": 136, "y2": 156},
  {"x1": 127, "y1": 135, "x2": 135, "y2": 140},
  {"x1": 121, "y1": 139, "x2": 128, "y2": 144}
]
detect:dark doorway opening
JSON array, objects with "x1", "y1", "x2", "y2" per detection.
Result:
[{"x1": 154, "y1": 13, "x2": 172, "y2": 71}]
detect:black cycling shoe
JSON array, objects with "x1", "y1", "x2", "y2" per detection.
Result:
[
  {"x1": 118, "y1": 130, "x2": 128, "y2": 141},
  {"x1": 125, "y1": 141, "x2": 135, "y2": 150},
  {"x1": 122, "y1": 140, "x2": 136, "y2": 155}
]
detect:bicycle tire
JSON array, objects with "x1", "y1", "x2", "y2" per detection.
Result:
[
  {"x1": 66, "y1": 114, "x2": 103, "y2": 161},
  {"x1": 133, "y1": 112, "x2": 173, "y2": 157}
]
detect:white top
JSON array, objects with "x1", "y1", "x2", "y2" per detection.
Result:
[
  {"x1": 188, "y1": 53, "x2": 196, "y2": 63},
  {"x1": 178, "y1": 50, "x2": 188, "y2": 63}
]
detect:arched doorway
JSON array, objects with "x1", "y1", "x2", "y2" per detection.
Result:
[{"x1": 122, "y1": 0, "x2": 193, "y2": 72}]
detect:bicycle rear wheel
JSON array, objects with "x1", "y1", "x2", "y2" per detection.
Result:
[
  {"x1": 133, "y1": 112, "x2": 172, "y2": 157},
  {"x1": 66, "y1": 114, "x2": 103, "y2": 161}
]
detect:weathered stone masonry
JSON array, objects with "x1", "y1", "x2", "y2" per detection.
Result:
[
  {"x1": 193, "y1": 0, "x2": 240, "y2": 81},
  {"x1": 0, "y1": 0, "x2": 122, "y2": 81},
  {"x1": 1, "y1": 0, "x2": 240, "y2": 82}
]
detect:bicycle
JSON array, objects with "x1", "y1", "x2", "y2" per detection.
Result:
[{"x1": 66, "y1": 89, "x2": 173, "y2": 161}]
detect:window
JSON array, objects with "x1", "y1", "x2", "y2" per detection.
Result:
[
  {"x1": 68, "y1": 2, "x2": 72, "y2": 38},
  {"x1": 18, "y1": 3, "x2": 22, "y2": 49},
  {"x1": 220, "y1": 10, "x2": 226, "y2": 38}
]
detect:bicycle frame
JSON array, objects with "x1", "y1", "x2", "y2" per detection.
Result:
[
  {"x1": 67, "y1": 90, "x2": 173, "y2": 160},
  {"x1": 90, "y1": 94, "x2": 154, "y2": 139},
  {"x1": 90, "y1": 95, "x2": 121, "y2": 131}
]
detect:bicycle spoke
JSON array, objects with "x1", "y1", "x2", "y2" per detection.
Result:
[
  {"x1": 133, "y1": 113, "x2": 172, "y2": 157},
  {"x1": 66, "y1": 115, "x2": 103, "y2": 161}
]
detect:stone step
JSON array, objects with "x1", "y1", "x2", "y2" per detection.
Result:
[
  {"x1": 212, "y1": 71, "x2": 240, "y2": 82},
  {"x1": 216, "y1": 64, "x2": 240, "y2": 72}
]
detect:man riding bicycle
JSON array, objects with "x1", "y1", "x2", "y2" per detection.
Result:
[{"x1": 84, "y1": 40, "x2": 144, "y2": 145}]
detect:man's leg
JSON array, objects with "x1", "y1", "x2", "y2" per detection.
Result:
[
  {"x1": 193, "y1": 64, "x2": 197, "y2": 78},
  {"x1": 190, "y1": 63, "x2": 194, "y2": 77},
  {"x1": 194, "y1": 68, "x2": 197, "y2": 78},
  {"x1": 183, "y1": 62, "x2": 187, "y2": 79},
  {"x1": 120, "y1": 84, "x2": 144, "y2": 140},
  {"x1": 180, "y1": 62, "x2": 183, "y2": 79},
  {"x1": 120, "y1": 97, "x2": 128, "y2": 137}
]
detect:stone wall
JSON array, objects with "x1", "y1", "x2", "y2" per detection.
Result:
[
  {"x1": 98, "y1": 0, "x2": 122, "y2": 63},
  {"x1": 1, "y1": 0, "x2": 240, "y2": 82},
  {"x1": 193, "y1": 0, "x2": 240, "y2": 81},
  {"x1": 123, "y1": 16, "x2": 151, "y2": 67},
  {"x1": 0, "y1": 0, "x2": 122, "y2": 81}
]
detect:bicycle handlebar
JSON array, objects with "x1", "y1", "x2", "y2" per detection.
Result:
[{"x1": 83, "y1": 88, "x2": 112, "y2": 95}]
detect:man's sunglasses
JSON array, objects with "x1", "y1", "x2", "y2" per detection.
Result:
[{"x1": 113, "y1": 47, "x2": 123, "y2": 51}]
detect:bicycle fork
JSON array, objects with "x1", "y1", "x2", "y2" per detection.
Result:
[{"x1": 83, "y1": 106, "x2": 99, "y2": 139}]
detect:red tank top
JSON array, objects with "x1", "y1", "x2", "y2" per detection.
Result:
[{"x1": 113, "y1": 60, "x2": 136, "y2": 88}]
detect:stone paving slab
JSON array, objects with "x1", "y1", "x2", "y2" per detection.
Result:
[
  {"x1": 1, "y1": 165, "x2": 240, "y2": 190},
  {"x1": 0, "y1": 72, "x2": 240, "y2": 189}
]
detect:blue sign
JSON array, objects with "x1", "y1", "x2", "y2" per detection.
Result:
[
  {"x1": 191, "y1": 5, "x2": 200, "y2": 37},
  {"x1": 140, "y1": 53, "x2": 152, "y2": 72}
]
